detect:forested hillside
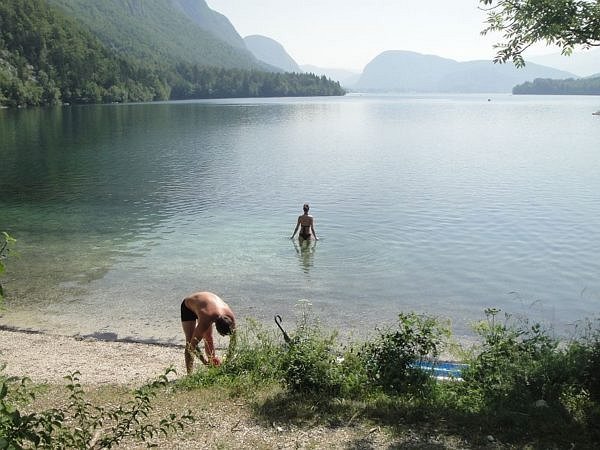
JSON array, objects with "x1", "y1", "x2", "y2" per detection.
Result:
[
  {"x1": 513, "y1": 76, "x2": 600, "y2": 95},
  {"x1": 172, "y1": 65, "x2": 343, "y2": 99},
  {"x1": 0, "y1": 0, "x2": 344, "y2": 108},
  {"x1": 0, "y1": 0, "x2": 170, "y2": 107},
  {"x1": 47, "y1": 0, "x2": 261, "y2": 69}
]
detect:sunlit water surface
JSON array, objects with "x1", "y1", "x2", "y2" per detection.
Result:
[{"x1": 1, "y1": 94, "x2": 599, "y2": 345}]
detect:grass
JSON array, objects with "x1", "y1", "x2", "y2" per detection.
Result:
[{"x1": 20, "y1": 379, "x2": 591, "y2": 449}]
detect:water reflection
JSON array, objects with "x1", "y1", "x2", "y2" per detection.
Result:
[
  {"x1": 0, "y1": 102, "x2": 253, "y2": 305},
  {"x1": 292, "y1": 239, "x2": 317, "y2": 274}
]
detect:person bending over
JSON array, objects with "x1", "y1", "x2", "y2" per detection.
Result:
[
  {"x1": 290, "y1": 203, "x2": 318, "y2": 243},
  {"x1": 180, "y1": 291, "x2": 236, "y2": 374}
]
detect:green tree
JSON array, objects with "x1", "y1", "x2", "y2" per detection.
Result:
[
  {"x1": 480, "y1": 0, "x2": 600, "y2": 66},
  {"x1": 513, "y1": 75, "x2": 600, "y2": 94}
]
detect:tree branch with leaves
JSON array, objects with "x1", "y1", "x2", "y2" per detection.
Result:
[{"x1": 480, "y1": 0, "x2": 600, "y2": 66}]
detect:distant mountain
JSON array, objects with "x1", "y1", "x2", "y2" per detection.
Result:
[
  {"x1": 244, "y1": 35, "x2": 301, "y2": 73},
  {"x1": 48, "y1": 0, "x2": 263, "y2": 69},
  {"x1": 355, "y1": 50, "x2": 576, "y2": 93},
  {"x1": 528, "y1": 48, "x2": 600, "y2": 77},
  {"x1": 300, "y1": 65, "x2": 361, "y2": 88}
]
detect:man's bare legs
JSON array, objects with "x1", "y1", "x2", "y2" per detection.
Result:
[{"x1": 182, "y1": 320, "x2": 196, "y2": 374}]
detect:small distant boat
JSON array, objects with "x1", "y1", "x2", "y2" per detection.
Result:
[{"x1": 593, "y1": 110, "x2": 600, "y2": 115}]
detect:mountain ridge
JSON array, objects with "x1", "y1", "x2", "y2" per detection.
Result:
[
  {"x1": 47, "y1": 0, "x2": 264, "y2": 69},
  {"x1": 242, "y1": 35, "x2": 581, "y2": 93},
  {"x1": 171, "y1": 0, "x2": 246, "y2": 50},
  {"x1": 244, "y1": 35, "x2": 301, "y2": 73},
  {"x1": 528, "y1": 48, "x2": 600, "y2": 77},
  {"x1": 354, "y1": 50, "x2": 577, "y2": 93}
]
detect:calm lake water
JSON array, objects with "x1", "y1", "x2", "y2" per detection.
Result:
[{"x1": 1, "y1": 94, "x2": 599, "y2": 345}]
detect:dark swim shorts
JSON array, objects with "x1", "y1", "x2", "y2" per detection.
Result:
[{"x1": 180, "y1": 300, "x2": 198, "y2": 321}]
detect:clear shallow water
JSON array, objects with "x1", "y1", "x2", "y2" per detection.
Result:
[{"x1": 1, "y1": 94, "x2": 600, "y2": 344}]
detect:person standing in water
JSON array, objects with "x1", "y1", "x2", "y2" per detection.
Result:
[
  {"x1": 180, "y1": 291, "x2": 236, "y2": 374},
  {"x1": 290, "y1": 203, "x2": 318, "y2": 243}
]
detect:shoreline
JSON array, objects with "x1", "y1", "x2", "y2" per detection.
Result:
[
  {"x1": 1, "y1": 324, "x2": 473, "y2": 387},
  {"x1": 0, "y1": 327, "x2": 188, "y2": 386}
]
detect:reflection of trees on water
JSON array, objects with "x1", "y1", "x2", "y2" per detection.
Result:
[
  {"x1": 0, "y1": 104, "x2": 248, "y2": 306},
  {"x1": 292, "y1": 239, "x2": 317, "y2": 275},
  {"x1": 0, "y1": 102, "x2": 311, "y2": 309}
]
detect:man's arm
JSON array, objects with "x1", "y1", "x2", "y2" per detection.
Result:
[
  {"x1": 190, "y1": 319, "x2": 213, "y2": 365},
  {"x1": 203, "y1": 328, "x2": 221, "y2": 366}
]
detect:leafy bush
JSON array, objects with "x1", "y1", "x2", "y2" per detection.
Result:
[
  {"x1": 278, "y1": 304, "x2": 346, "y2": 397},
  {"x1": 462, "y1": 309, "x2": 556, "y2": 410},
  {"x1": 462, "y1": 309, "x2": 600, "y2": 425},
  {"x1": 361, "y1": 313, "x2": 450, "y2": 395},
  {"x1": 581, "y1": 321, "x2": 600, "y2": 403},
  {"x1": 221, "y1": 319, "x2": 283, "y2": 383},
  {"x1": 0, "y1": 232, "x2": 16, "y2": 302},
  {"x1": 0, "y1": 367, "x2": 193, "y2": 449},
  {"x1": 182, "y1": 318, "x2": 285, "y2": 392},
  {"x1": 182, "y1": 307, "x2": 368, "y2": 400}
]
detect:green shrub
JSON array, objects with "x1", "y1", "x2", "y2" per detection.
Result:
[
  {"x1": 334, "y1": 348, "x2": 370, "y2": 399},
  {"x1": 0, "y1": 232, "x2": 16, "y2": 302},
  {"x1": 582, "y1": 322, "x2": 600, "y2": 403},
  {"x1": 462, "y1": 309, "x2": 600, "y2": 422},
  {"x1": 0, "y1": 367, "x2": 193, "y2": 449},
  {"x1": 222, "y1": 319, "x2": 284, "y2": 382},
  {"x1": 183, "y1": 305, "x2": 370, "y2": 400},
  {"x1": 278, "y1": 305, "x2": 346, "y2": 397},
  {"x1": 361, "y1": 312, "x2": 450, "y2": 396},
  {"x1": 463, "y1": 309, "x2": 555, "y2": 410},
  {"x1": 181, "y1": 318, "x2": 286, "y2": 393},
  {"x1": 280, "y1": 330, "x2": 341, "y2": 396}
]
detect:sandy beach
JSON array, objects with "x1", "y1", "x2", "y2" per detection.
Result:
[{"x1": 0, "y1": 327, "x2": 187, "y2": 385}]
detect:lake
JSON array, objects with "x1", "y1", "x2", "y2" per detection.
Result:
[{"x1": 1, "y1": 94, "x2": 599, "y2": 345}]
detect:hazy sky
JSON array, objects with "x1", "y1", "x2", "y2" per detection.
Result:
[{"x1": 206, "y1": 0, "x2": 551, "y2": 71}]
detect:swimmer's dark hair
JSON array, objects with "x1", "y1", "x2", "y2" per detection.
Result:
[{"x1": 215, "y1": 315, "x2": 235, "y2": 336}]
